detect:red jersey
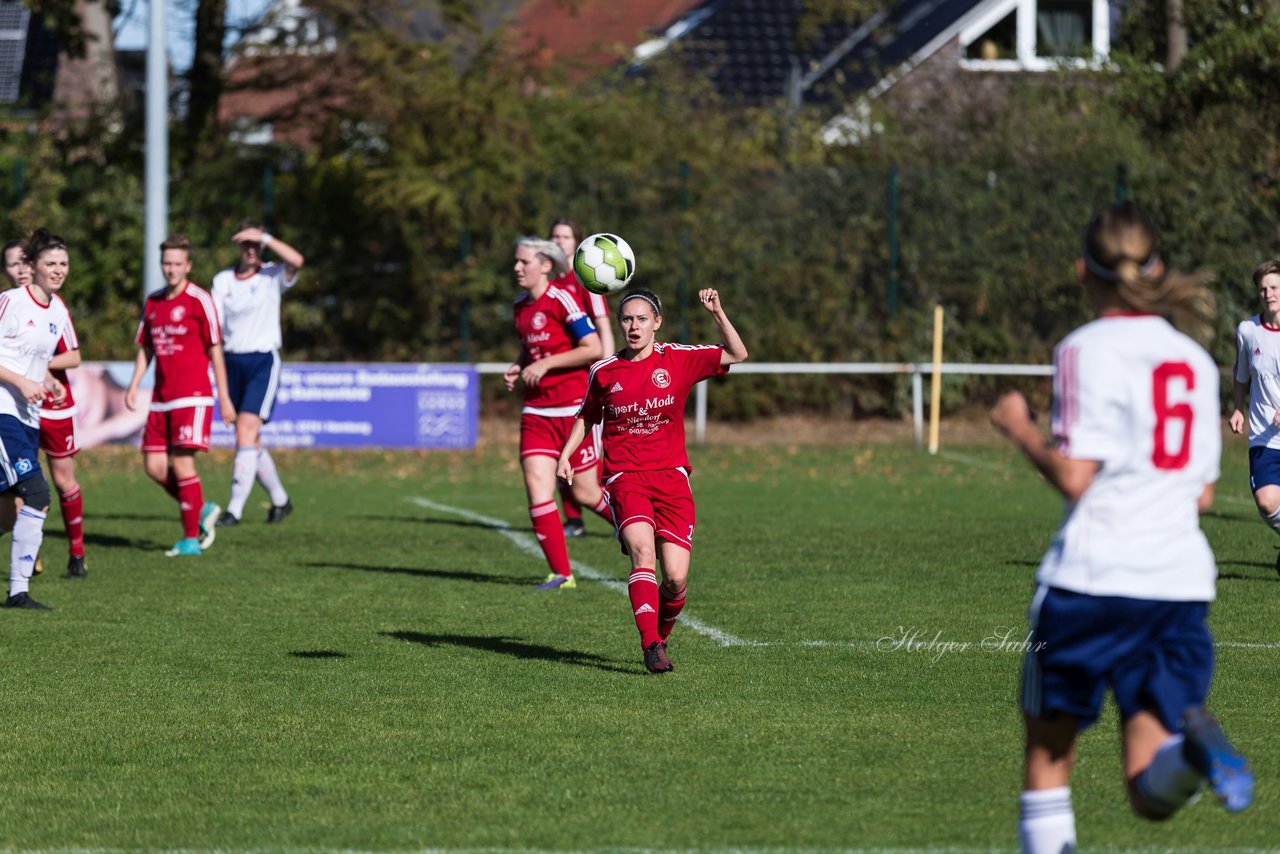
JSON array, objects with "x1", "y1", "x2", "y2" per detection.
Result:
[
  {"x1": 579, "y1": 342, "x2": 727, "y2": 476},
  {"x1": 135, "y1": 282, "x2": 222, "y2": 405},
  {"x1": 513, "y1": 284, "x2": 598, "y2": 411},
  {"x1": 552, "y1": 271, "x2": 610, "y2": 321},
  {"x1": 40, "y1": 315, "x2": 80, "y2": 415}
]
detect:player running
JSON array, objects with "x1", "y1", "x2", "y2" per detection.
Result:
[
  {"x1": 1228, "y1": 259, "x2": 1280, "y2": 573},
  {"x1": 557, "y1": 288, "x2": 747, "y2": 673},
  {"x1": 125, "y1": 235, "x2": 235, "y2": 556},
  {"x1": 991, "y1": 201, "x2": 1252, "y2": 853}
]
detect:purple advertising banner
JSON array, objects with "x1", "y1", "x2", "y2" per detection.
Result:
[{"x1": 72, "y1": 362, "x2": 479, "y2": 450}]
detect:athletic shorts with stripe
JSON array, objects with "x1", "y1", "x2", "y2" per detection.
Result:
[
  {"x1": 605, "y1": 469, "x2": 696, "y2": 552},
  {"x1": 39, "y1": 413, "x2": 80, "y2": 458},
  {"x1": 0, "y1": 415, "x2": 44, "y2": 492},
  {"x1": 1021, "y1": 584, "x2": 1213, "y2": 732},
  {"x1": 143, "y1": 406, "x2": 213, "y2": 453},
  {"x1": 520, "y1": 412, "x2": 599, "y2": 472},
  {"x1": 225, "y1": 350, "x2": 282, "y2": 423}
]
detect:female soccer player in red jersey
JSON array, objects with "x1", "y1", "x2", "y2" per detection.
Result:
[
  {"x1": 556, "y1": 288, "x2": 747, "y2": 673},
  {"x1": 547, "y1": 217, "x2": 613, "y2": 539},
  {"x1": 504, "y1": 237, "x2": 612, "y2": 590},
  {"x1": 4, "y1": 238, "x2": 88, "y2": 579}
]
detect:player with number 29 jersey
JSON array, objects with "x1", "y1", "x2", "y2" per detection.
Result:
[{"x1": 1041, "y1": 315, "x2": 1220, "y2": 602}]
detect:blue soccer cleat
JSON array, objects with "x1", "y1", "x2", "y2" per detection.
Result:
[{"x1": 1182, "y1": 706, "x2": 1253, "y2": 812}]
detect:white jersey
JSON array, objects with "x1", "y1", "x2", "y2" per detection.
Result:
[
  {"x1": 1040, "y1": 315, "x2": 1220, "y2": 602},
  {"x1": 210, "y1": 261, "x2": 298, "y2": 353},
  {"x1": 0, "y1": 286, "x2": 72, "y2": 428},
  {"x1": 1232, "y1": 314, "x2": 1280, "y2": 449}
]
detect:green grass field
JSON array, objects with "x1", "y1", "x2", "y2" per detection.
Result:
[{"x1": 0, "y1": 429, "x2": 1275, "y2": 851}]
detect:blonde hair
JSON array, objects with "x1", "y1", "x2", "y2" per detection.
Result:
[
  {"x1": 514, "y1": 236, "x2": 568, "y2": 280},
  {"x1": 1082, "y1": 202, "x2": 1215, "y2": 342}
]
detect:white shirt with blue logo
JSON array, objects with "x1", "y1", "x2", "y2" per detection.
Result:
[
  {"x1": 0, "y1": 286, "x2": 71, "y2": 429},
  {"x1": 211, "y1": 261, "x2": 298, "y2": 353}
]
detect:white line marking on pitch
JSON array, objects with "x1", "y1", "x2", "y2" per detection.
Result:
[
  {"x1": 409, "y1": 497, "x2": 1279, "y2": 653},
  {"x1": 408, "y1": 496, "x2": 761, "y2": 648}
]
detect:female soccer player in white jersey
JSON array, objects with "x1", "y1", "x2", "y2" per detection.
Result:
[
  {"x1": 210, "y1": 218, "x2": 305, "y2": 529},
  {"x1": 991, "y1": 202, "x2": 1252, "y2": 853},
  {"x1": 504, "y1": 237, "x2": 612, "y2": 590},
  {"x1": 5, "y1": 238, "x2": 88, "y2": 580},
  {"x1": 1228, "y1": 259, "x2": 1280, "y2": 573},
  {"x1": 556, "y1": 288, "x2": 747, "y2": 673},
  {"x1": 548, "y1": 217, "x2": 614, "y2": 539},
  {"x1": 0, "y1": 229, "x2": 74, "y2": 610}
]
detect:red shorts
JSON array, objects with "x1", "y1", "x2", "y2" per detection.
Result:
[
  {"x1": 142, "y1": 406, "x2": 212, "y2": 453},
  {"x1": 606, "y1": 469, "x2": 696, "y2": 552},
  {"x1": 40, "y1": 413, "x2": 80, "y2": 458},
  {"x1": 520, "y1": 412, "x2": 599, "y2": 472}
]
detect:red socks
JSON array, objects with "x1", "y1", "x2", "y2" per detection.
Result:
[
  {"x1": 530, "y1": 500, "x2": 571, "y2": 577},
  {"x1": 59, "y1": 487, "x2": 84, "y2": 558},
  {"x1": 591, "y1": 493, "x2": 615, "y2": 524},
  {"x1": 176, "y1": 476, "x2": 203, "y2": 539},
  {"x1": 658, "y1": 583, "x2": 687, "y2": 642},
  {"x1": 628, "y1": 568, "x2": 661, "y2": 648}
]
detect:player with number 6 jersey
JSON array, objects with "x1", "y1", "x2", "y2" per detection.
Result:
[{"x1": 991, "y1": 202, "x2": 1251, "y2": 854}]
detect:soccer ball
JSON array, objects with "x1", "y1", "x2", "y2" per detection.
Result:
[{"x1": 573, "y1": 233, "x2": 636, "y2": 295}]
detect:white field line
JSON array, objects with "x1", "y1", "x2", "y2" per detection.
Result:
[
  {"x1": 408, "y1": 496, "x2": 761, "y2": 648},
  {"x1": 409, "y1": 497, "x2": 1280, "y2": 653}
]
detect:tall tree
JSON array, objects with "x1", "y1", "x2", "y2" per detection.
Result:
[
  {"x1": 1166, "y1": 0, "x2": 1188, "y2": 72},
  {"x1": 185, "y1": 0, "x2": 228, "y2": 158}
]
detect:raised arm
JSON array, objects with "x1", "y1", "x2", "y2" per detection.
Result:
[
  {"x1": 232, "y1": 226, "x2": 305, "y2": 274},
  {"x1": 699, "y1": 289, "x2": 747, "y2": 366}
]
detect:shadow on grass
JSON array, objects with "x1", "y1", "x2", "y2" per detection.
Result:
[
  {"x1": 290, "y1": 649, "x2": 348, "y2": 659},
  {"x1": 306, "y1": 562, "x2": 530, "y2": 585},
  {"x1": 1217, "y1": 562, "x2": 1280, "y2": 582},
  {"x1": 382, "y1": 630, "x2": 635, "y2": 674},
  {"x1": 86, "y1": 512, "x2": 173, "y2": 522},
  {"x1": 356, "y1": 515, "x2": 616, "y2": 539}
]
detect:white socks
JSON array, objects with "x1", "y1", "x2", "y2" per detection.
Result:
[
  {"x1": 256, "y1": 449, "x2": 289, "y2": 506},
  {"x1": 227, "y1": 448, "x2": 258, "y2": 519},
  {"x1": 1019, "y1": 787, "x2": 1075, "y2": 854},
  {"x1": 8, "y1": 506, "x2": 46, "y2": 596},
  {"x1": 1136, "y1": 734, "x2": 1202, "y2": 815},
  {"x1": 1263, "y1": 505, "x2": 1280, "y2": 533}
]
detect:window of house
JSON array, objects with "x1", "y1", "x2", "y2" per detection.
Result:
[
  {"x1": 964, "y1": 11, "x2": 1016, "y2": 60},
  {"x1": 1037, "y1": 0, "x2": 1092, "y2": 57}
]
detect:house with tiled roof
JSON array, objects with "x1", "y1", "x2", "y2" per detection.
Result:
[{"x1": 632, "y1": 0, "x2": 1113, "y2": 140}]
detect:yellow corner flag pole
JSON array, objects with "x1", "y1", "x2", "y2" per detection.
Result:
[{"x1": 928, "y1": 304, "x2": 944, "y2": 455}]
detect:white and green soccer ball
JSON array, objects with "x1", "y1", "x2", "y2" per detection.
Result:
[{"x1": 573, "y1": 233, "x2": 636, "y2": 295}]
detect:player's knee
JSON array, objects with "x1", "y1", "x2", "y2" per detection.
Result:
[
  {"x1": 628, "y1": 542, "x2": 657, "y2": 568},
  {"x1": 13, "y1": 473, "x2": 51, "y2": 512},
  {"x1": 1256, "y1": 491, "x2": 1280, "y2": 518}
]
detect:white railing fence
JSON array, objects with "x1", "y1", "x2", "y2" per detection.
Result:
[{"x1": 478, "y1": 361, "x2": 1053, "y2": 448}]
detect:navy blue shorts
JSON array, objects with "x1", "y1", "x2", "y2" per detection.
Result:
[
  {"x1": 0, "y1": 414, "x2": 43, "y2": 493},
  {"x1": 1249, "y1": 446, "x2": 1280, "y2": 491},
  {"x1": 1021, "y1": 586, "x2": 1213, "y2": 732},
  {"x1": 224, "y1": 351, "x2": 282, "y2": 423}
]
